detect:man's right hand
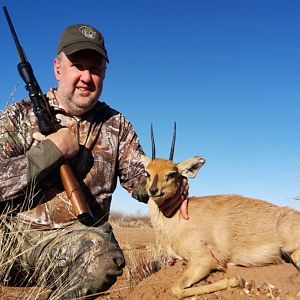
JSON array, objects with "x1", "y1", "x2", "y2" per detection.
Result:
[{"x1": 33, "y1": 127, "x2": 79, "y2": 159}]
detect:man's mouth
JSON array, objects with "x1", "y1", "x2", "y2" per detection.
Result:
[
  {"x1": 77, "y1": 87, "x2": 90, "y2": 91},
  {"x1": 76, "y1": 87, "x2": 93, "y2": 96}
]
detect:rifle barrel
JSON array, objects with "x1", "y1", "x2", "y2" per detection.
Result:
[{"x1": 3, "y1": 6, "x2": 27, "y2": 62}]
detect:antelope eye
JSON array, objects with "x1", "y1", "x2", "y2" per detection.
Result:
[
  {"x1": 166, "y1": 171, "x2": 177, "y2": 180},
  {"x1": 145, "y1": 171, "x2": 150, "y2": 178}
]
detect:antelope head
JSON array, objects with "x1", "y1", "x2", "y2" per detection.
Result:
[{"x1": 141, "y1": 123, "x2": 205, "y2": 207}]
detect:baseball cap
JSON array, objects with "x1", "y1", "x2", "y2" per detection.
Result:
[{"x1": 57, "y1": 24, "x2": 109, "y2": 62}]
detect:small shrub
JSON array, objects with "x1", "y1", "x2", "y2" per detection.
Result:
[
  {"x1": 109, "y1": 210, "x2": 151, "y2": 227},
  {"x1": 125, "y1": 245, "x2": 168, "y2": 289}
]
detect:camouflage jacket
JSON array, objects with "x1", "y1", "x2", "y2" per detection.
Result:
[{"x1": 0, "y1": 88, "x2": 148, "y2": 229}]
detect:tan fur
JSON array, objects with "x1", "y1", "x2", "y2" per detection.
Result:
[{"x1": 142, "y1": 156, "x2": 300, "y2": 299}]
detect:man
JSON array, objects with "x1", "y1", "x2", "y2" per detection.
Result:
[{"x1": 0, "y1": 24, "x2": 188, "y2": 298}]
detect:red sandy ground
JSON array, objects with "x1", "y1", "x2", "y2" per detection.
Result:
[
  {"x1": 98, "y1": 223, "x2": 300, "y2": 300},
  {"x1": 1, "y1": 222, "x2": 299, "y2": 299}
]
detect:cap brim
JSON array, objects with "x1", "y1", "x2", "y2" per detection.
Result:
[{"x1": 61, "y1": 42, "x2": 109, "y2": 63}]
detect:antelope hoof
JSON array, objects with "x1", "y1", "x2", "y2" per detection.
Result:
[
  {"x1": 291, "y1": 250, "x2": 300, "y2": 271},
  {"x1": 227, "y1": 276, "x2": 243, "y2": 288}
]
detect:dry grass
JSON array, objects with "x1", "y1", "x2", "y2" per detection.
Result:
[
  {"x1": 109, "y1": 210, "x2": 168, "y2": 288},
  {"x1": 125, "y1": 245, "x2": 168, "y2": 289},
  {"x1": 0, "y1": 204, "x2": 51, "y2": 299},
  {"x1": 97, "y1": 245, "x2": 168, "y2": 300},
  {"x1": 0, "y1": 207, "x2": 104, "y2": 299},
  {"x1": 95, "y1": 211, "x2": 169, "y2": 299},
  {"x1": 0, "y1": 208, "x2": 164, "y2": 300},
  {"x1": 110, "y1": 212, "x2": 167, "y2": 286},
  {"x1": 109, "y1": 210, "x2": 151, "y2": 228}
]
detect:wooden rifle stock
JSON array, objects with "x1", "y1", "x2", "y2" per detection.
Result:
[
  {"x1": 3, "y1": 6, "x2": 92, "y2": 223},
  {"x1": 60, "y1": 164, "x2": 90, "y2": 219}
]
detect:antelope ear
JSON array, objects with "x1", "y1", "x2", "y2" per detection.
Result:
[
  {"x1": 140, "y1": 155, "x2": 152, "y2": 168},
  {"x1": 176, "y1": 156, "x2": 205, "y2": 178}
]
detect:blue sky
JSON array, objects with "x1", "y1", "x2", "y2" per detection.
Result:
[{"x1": 1, "y1": 0, "x2": 299, "y2": 214}]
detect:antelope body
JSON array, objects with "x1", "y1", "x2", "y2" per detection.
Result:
[{"x1": 142, "y1": 155, "x2": 300, "y2": 299}]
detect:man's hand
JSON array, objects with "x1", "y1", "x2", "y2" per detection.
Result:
[
  {"x1": 158, "y1": 176, "x2": 189, "y2": 220},
  {"x1": 33, "y1": 127, "x2": 79, "y2": 159}
]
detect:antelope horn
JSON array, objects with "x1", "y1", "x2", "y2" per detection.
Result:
[
  {"x1": 169, "y1": 122, "x2": 176, "y2": 161},
  {"x1": 151, "y1": 123, "x2": 156, "y2": 160}
]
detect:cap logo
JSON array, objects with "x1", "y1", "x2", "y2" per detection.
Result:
[{"x1": 79, "y1": 26, "x2": 96, "y2": 39}]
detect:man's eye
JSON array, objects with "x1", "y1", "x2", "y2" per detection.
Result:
[
  {"x1": 73, "y1": 64, "x2": 84, "y2": 71},
  {"x1": 90, "y1": 66, "x2": 105, "y2": 75}
]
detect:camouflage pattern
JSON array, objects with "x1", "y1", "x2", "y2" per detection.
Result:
[
  {"x1": 0, "y1": 88, "x2": 148, "y2": 297},
  {"x1": 0, "y1": 88, "x2": 148, "y2": 228},
  {"x1": 4, "y1": 217, "x2": 125, "y2": 299}
]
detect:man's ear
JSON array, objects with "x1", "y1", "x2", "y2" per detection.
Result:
[
  {"x1": 54, "y1": 58, "x2": 61, "y2": 80},
  {"x1": 176, "y1": 156, "x2": 205, "y2": 178},
  {"x1": 140, "y1": 155, "x2": 151, "y2": 168},
  {"x1": 102, "y1": 64, "x2": 107, "y2": 80}
]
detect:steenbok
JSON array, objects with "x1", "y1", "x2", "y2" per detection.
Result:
[{"x1": 141, "y1": 124, "x2": 300, "y2": 299}]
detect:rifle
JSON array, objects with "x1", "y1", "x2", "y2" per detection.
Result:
[{"x1": 3, "y1": 6, "x2": 92, "y2": 223}]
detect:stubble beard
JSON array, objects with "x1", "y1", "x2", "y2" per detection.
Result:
[{"x1": 57, "y1": 87, "x2": 101, "y2": 116}]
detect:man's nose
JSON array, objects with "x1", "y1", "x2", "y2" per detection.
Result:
[{"x1": 80, "y1": 69, "x2": 92, "y2": 82}]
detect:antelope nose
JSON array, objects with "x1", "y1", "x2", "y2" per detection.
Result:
[{"x1": 149, "y1": 187, "x2": 158, "y2": 195}]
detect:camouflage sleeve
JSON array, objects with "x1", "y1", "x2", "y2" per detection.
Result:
[
  {"x1": 26, "y1": 139, "x2": 63, "y2": 182},
  {"x1": 0, "y1": 102, "x2": 33, "y2": 202},
  {"x1": 0, "y1": 101, "x2": 63, "y2": 202},
  {"x1": 117, "y1": 117, "x2": 149, "y2": 203}
]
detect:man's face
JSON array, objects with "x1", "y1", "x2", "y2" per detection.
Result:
[{"x1": 54, "y1": 49, "x2": 106, "y2": 116}]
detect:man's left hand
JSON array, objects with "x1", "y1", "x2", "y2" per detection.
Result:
[{"x1": 158, "y1": 176, "x2": 189, "y2": 220}]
